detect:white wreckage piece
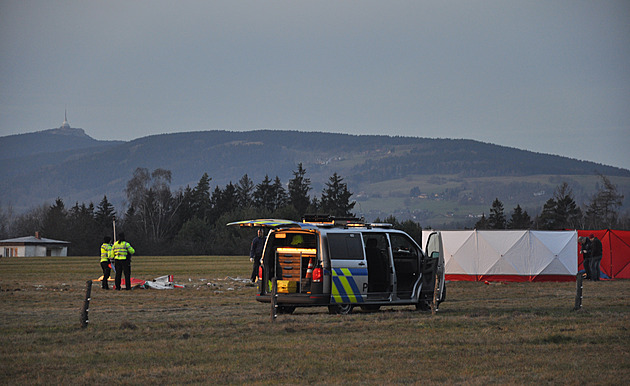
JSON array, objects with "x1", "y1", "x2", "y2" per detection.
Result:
[{"x1": 143, "y1": 275, "x2": 186, "y2": 290}]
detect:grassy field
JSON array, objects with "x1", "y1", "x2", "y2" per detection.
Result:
[{"x1": 1, "y1": 256, "x2": 629, "y2": 384}]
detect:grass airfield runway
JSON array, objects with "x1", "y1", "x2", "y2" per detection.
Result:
[{"x1": 1, "y1": 256, "x2": 628, "y2": 384}]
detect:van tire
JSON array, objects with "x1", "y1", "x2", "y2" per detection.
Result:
[{"x1": 328, "y1": 304, "x2": 353, "y2": 315}]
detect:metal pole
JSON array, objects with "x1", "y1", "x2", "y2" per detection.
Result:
[
  {"x1": 271, "y1": 278, "x2": 278, "y2": 322},
  {"x1": 110, "y1": 219, "x2": 117, "y2": 275},
  {"x1": 271, "y1": 249, "x2": 279, "y2": 322},
  {"x1": 573, "y1": 273, "x2": 583, "y2": 311},
  {"x1": 81, "y1": 280, "x2": 92, "y2": 328},
  {"x1": 431, "y1": 274, "x2": 439, "y2": 315}
]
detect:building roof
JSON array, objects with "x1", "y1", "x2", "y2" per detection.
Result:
[{"x1": 0, "y1": 236, "x2": 70, "y2": 246}]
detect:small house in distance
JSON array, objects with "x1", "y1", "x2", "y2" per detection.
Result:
[{"x1": 0, "y1": 232, "x2": 70, "y2": 257}]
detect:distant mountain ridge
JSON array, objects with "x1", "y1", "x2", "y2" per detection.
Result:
[{"x1": 1, "y1": 129, "x2": 628, "y2": 224}]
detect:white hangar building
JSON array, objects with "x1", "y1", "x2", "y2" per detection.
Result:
[{"x1": 0, "y1": 232, "x2": 70, "y2": 257}]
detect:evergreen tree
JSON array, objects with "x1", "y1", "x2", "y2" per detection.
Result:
[
  {"x1": 177, "y1": 186, "x2": 195, "y2": 225},
  {"x1": 475, "y1": 213, "x2": 489, "y2": 229},
  {"x1": 94, "y1": 195, "x2": 116, "y2": 235},
  {"x1": 536, "y1": 183, "x2": 582, "y2": 230},
  {"x1": 507, "y1": 204, "x2": 532, "y2": 229},
  {"x1": 42, "y1": 198, "x2": 69, "y2": 240},
  {"x1": 288, "y1": 163, "x2": 312, "y2": 215},
  {"x1": 536, "y1": 198, "x2": 558, "y2": 230},
  {"x1": 254, "y1": 175, "x2": 275, "y2": 211},
  {"x1": 68, "y1": 202, "x2": 97, "y2": 255},
  {"x1": 209, "y1": 186, "x2": 224, "y2": 222},
  {"x1": 191, "y1": 173, "x2": 212, "y2": 221},
  {"x1": 487, "y1": 198, "x2": 506, "y2": 229},
  {"x1": 320, "y1": 173, "x2": 355, "y2": 216},
  {"x1": 219, "y1": 182, "x2": 239, "y2": 215},
  {"x1": 174, "y1": 217, "x2": 212, "y2": 255},
  {"x1": 271, "y1": 176, "x2": 288, "y2": 211},
  {"x1": 553, "y1": 182, "x2": 582, "y2": 229},
  {"x1": 381, "y1": 215, "x2": 424, "y2": 245},
  {"x1": 236, "y1": 174, "x2": 254, "y2": 208}
]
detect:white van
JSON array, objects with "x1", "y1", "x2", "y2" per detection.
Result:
[{"x1": 228, "y1": 216, "x2": 445, "y2": 314}]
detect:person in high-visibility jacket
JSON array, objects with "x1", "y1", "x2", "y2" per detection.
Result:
[
  {"x1": 100, "y1": 236, "x2": 113, "y2": 289},
  {"x1": 113, "y1": 232, "x2": 135, "y2": 290}
]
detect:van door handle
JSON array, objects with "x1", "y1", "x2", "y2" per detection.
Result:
[{"x1": 358, "y1": 262, "x2": 366, "y2": 266}]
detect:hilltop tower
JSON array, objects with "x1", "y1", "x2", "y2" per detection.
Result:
[{"x1": 60, "y1": 109, "x2": 70, "y2": 129}]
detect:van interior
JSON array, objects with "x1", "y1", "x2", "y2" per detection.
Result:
[{"x1": 265, "y1": 231, "x2": 317, "y2": 294}]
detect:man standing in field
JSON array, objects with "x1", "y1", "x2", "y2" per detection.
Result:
[
  {"x1": 113, "y1": 232, "x2": 135, "y2": 290},
  {"x1": 250, "y1": 229, "x2": 265, "y2": 283},
  {"x1": 100, "y1": 236, "x2": 113, "y2": 289},
  {"x1": 588, "y1": 234, "x2": 602, "y2": 281}
]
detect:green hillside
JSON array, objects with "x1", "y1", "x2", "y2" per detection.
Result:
[{"x1": 0, "y1": 129, "x2": 628, "y2": 226}]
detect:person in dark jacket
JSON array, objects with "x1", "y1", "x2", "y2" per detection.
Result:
[
  {"x1": 579, "y1": 236, "x2": 592, "y2": 279},
  {"x1": 588, "y1": 234, "x2": 602, "y2": 281},
  {"x1": 250, "y1": 229, "x2": 265, "y2": 283}
]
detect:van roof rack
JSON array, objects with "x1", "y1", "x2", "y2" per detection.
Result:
[
  {"x1": 303, "y1": 214, "x2": 364, "y2": 226},
  {"x1": 302, "y1": 214, "x2": 392, "y2": 229}
]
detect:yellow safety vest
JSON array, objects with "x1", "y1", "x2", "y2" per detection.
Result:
[
  {"x1": 113, "y1": 241, "x2": 135, "y2": 260},
  {"x1": 100, "y1": 243, "x2": 112, "y2": 262}
]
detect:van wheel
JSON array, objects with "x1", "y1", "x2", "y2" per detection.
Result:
[
  {"x1": 360, "y1": 305, "x2": 381, "y2": 312},
  {"x1": 277, "y1": 306, "x2": 296, "y2": 314},
  {"x1": 328, "y1": 304, "x2": 353, "y2": 315}
]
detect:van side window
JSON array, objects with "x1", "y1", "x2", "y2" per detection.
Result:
[
  {"x1": 327, "y1": 233, "x2": 364, "y2": 260},
  {"x1": 390, "y1": 233, "x2": 419, "y2": 260}
]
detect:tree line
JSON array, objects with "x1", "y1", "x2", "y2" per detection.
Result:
[
  {"x1": 474, "y1": 175, "x2": 625, "y2": 230},
  {"x1": 0, "y1": 164, "x2": 356, "y2": 256},
  {"x1": 0, "y1": 169, "x2": 625, "y2": 256}
]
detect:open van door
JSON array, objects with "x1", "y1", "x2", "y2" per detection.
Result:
[{"x1": 418, "y1": 231, "x2": 445, "y2": 310}]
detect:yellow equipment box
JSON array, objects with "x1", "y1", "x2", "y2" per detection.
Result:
[{"x1": 277, "y1": 280, "x2": 298, "y2": 293}]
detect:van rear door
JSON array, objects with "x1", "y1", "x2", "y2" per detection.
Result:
[{"x1": 327, "y1": 232, "x2": 368, "y2": 305}]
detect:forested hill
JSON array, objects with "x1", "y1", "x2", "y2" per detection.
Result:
[
  {"x1": 0, "y1": 129, "x2": 628, "y2": 214},
  {"x1": 0, "y1": 127, "x2": 122, "y2": 160}
]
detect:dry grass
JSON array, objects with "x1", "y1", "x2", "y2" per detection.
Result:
[{"x1": 1, "y1": 256, "x2": 629, "y2": 384}]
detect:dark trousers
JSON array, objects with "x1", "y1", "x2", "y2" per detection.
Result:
[
  {"x1": 251, "y1": 256, "x2": 262, "y2": 282},
  {"x1": 589, "y1": 257, "x2": 602, "y2": 281},
  {"x1": 100, "y1": 261, "x2": 111, "y2": 289},
  {"x1": 114, "y1": 259, "x2": 132, "y2": 290},
  {"x1": 583, "y1": 258, "x2": 592, "y2": 279}
]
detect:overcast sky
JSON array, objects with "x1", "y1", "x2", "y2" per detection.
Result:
[{"x1": 1, "y1": 1, "x2": 628, "y2": 169}]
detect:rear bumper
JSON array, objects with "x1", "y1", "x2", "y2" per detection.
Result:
[{"x1": 256, "y1": 293, "x2": 330, "y2": 305}]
